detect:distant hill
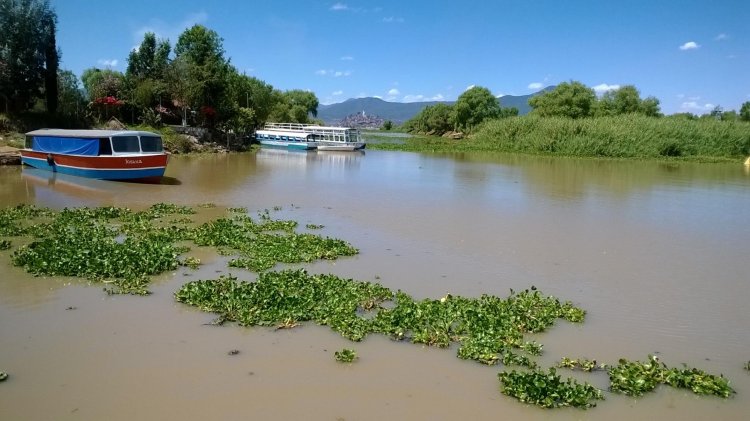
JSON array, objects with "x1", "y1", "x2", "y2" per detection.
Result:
[{"x1": 317, "y1": 87, "x2": 553, "y2": 125}]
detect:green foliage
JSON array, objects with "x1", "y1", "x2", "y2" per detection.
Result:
[
  {"x1": 81, "y1": 68, "x2": 126, "y2": 101},
  {"x1": 498, "y1": 368, "x2": 604, "y2": 409},
  {"x1": 744, "y1": 361, "x2": 750, "y2": 371},
  {"x1": 177, "y1": 273, "x2": 585, "y2": 366},
  {"x1": 126, "y1": 32, "x2": 170, "y2": 82},
  {"x1": 0, "y1": 0, "x2": 58, "y2": 113},
  {"x1": 0, "y1": 239, "x2": 10, "y2": 250},
  {"x1": 1, "y1": 203, "x2": 359, "y2": 294},
  {"x1": 382, "y1": 120, "x2": 393, "y2": 131},
  {"x1": 529, "y1": 81, "x2": 597, "y2": 119},
  {"x1": 404, "y1": 103, "x2": 455, "y2": 135},
  {"x1": 334, "y1": 348, "x2": 358, "y2": 363},
  {"x1": 557, "y1": 357, "x2": 608, "y2": 372},
  {"x1": 469, "y1": 115, "x2": 750, "y2": 159},
  {"x1": 608, "y1": 355, "x2": 735, "y2": 398},
  {"x1": 740, "y1": 102, "x2": 750, "y2": 122},
  {"x1": 453, "y1": 86, "x2": 501, "y2": 131},
  {"x1": 596, "y1": 85, "x2": 661, "y2": 117}
]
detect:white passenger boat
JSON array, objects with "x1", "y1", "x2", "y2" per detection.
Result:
[{"x1": 257, "y1": 123, "x2": 366, "y2": 151}]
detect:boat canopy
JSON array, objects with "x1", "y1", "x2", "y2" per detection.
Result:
[
  {"x1": 29, "y1": 135, "x2": 100, "y2": 156},
  {"x1": 25, "y1": 129, "x2": 162, "y2": 156}
]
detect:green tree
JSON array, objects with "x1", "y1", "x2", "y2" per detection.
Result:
[
  {"x1": 382, "y1": 120, "x2": 393, "y2": 130},
  {"x1": 529, "y1": 81, "x2": 596, "y2": 119},
  {"x1": 81, "y1": 68, "x2": 126, "y2": 101},
  {"x1": 404, "y1": 103, "x2": 454, "y2": 135},
  {"x1": 0, "y1": 0, "x2": 59, "y2": 113},
  {"x1": 739, "y1": 101, "x2": 750, "y2": 122},
  {"x1": 452, "y1": 86, "x2": 500, "y2": 131},
  {"x1": 57, "y1": 69, "x2": 85, "y2": 120},
  {"x1": 126, "y1": 32, "x2": 170, "y2": 81},
  {"x1": 285, "y1": 89, "x2": 319, "y2": 118},
  {"x1": 597, "y1": 85, "x2": 661, "y2": 117},
  {"x1": 171, "y1": 24, "x2": 231, "y2": 125}
]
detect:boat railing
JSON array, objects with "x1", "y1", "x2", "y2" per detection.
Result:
[{"x1": 263, "y1": 122, "x2": 362, "y2": 143}]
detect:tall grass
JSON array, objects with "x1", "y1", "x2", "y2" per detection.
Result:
[
  {"x1": 369, "y1": 115, "x2": 750, "y2": 160},
  {"x1": 472, "y1": 115, "x2": 750, "y2": 159}
]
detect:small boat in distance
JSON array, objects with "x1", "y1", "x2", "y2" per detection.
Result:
[
  {"x1": 256, "y1": 123, "x2": 366, "y2": 151},
  {"x1": 21, "y1": 129, "x2": 169, "y2": 182}
]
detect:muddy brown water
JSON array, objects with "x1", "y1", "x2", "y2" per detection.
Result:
[{"x1": 1, "y1": 149, "x2": 749, "y2": 420}]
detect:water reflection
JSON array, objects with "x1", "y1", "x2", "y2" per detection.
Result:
[{"x1": 20, "y1": 167, "x2": 116, "y2": 207}]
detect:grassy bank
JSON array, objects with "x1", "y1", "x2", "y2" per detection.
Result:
[{"x1": 368, "y1": 115, "x2": 750, "y2": 161}]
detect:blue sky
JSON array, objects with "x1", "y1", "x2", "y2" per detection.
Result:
[{"x1": 52, "y1": 0, "x2": 749, "y2": 114}]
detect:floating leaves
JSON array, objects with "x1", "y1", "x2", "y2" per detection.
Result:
[
  {"x1": 335, "y1": 349, "x2": 357, "y2": 363},
  {"x1": 0, "y1": 371, "x2": 8, "y2": 381},
  {"x1": 557, "y1": 357, "x2": 608, "y2": 372},
  {"x1": 608, "y1": 355, "x2": 734, "y2": 398},
  {"x1": 175, "y1": 271, "x2": 584, "y2": 366},
  {"x1": 0, "y1": 203, "x2": 359, "y2": 294},
  {"x1": 498, "y1": 367, "x2": 604, "y2": 409}
]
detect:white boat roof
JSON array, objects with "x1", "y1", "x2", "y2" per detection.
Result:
[
  {"x1": 263, "y1": 123, "x2": 359, "y2": 132},
  {"x1": 26, "y1": 129, "x2": 160, "y2": 138}
]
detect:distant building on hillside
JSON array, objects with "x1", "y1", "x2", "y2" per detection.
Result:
[{"x1": 337, "y1": 112, "x2": 385, "y2": 129}]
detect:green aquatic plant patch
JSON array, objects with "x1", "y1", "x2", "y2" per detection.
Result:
[
  {"x1": 175, "y1": 270, "x2": 584, "y2": 366},
  {"x1": 557, "y1": 357, "x2": 609, "y2": 372},
  {"x1": 608, "y1": 355, "x2": 734, "y2": 398},
  {"x1": 0, "y1": 204, "x2": 359, "y2": 294},
  {"x1": 498, "y1": 367, "x2": 604, "y2": 409},
  {"x1": 335, "y1": 349, "x2": 357, "y2": 363}
]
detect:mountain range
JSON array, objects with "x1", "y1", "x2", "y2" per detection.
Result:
[{"x1": 317, "y1": 87, "x2": 553, "y2": 124}]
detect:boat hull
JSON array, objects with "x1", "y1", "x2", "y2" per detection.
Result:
[
  {"x1": 21, "y1": 150, "x2": 168, "y2": 181},
  {"x1": 316, "y1": 142, "x2": 366, "y2": 151},
  {"x1": 259, "y1": 140, "x2": 317, "y2": 150}
]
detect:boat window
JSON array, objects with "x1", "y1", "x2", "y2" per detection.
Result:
[
  {"x1": 25, "y1": 136, "x2": 32, "y2": 149},
  {"x1": 140, "y1": 135, "x2": 163, "y2": 152},
  {"x1": 99, "y1": 138, "x2": 112, "y2": 155},
  {"x1": 111, "y1": 136, "x2": 141, "y2": 153}
]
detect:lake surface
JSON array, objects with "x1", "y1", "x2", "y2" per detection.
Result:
[{"x1": 1, "y1": 149, "x2": 749, "y2": 420}]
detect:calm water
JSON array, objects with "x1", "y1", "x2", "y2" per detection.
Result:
[{"x1": 1, "y1": 150, "x2": 749, "y2": 420}]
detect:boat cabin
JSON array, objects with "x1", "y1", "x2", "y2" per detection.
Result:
[{"x1": 25, "y1": 129, "x2": 164, "y2": 156}]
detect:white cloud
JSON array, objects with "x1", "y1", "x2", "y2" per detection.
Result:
[
  {"x1": 315, "y1": 70, "x2": 328, "y2": 76},
  {"x1": 340, "y1": 56, "x2": 354, "y2": 61},
  {"x1": 334, "y1": 71, "x2": 351, "y2": 77},
  {"x1": 403, "y1": 94, "x2": 425, "y2": 102},
  {"x1": 680, "y1": 101, "x2": 714, "y2": 112},
  {"x1": 431, "y1": 94, "x2": 445, "y2": 101},
  {"x1": 528, "y1": 82, "x2": 543, "y2": 90},
  {"x1": 679, "y1": 41, "x2": 700, "y2": 51},
  {"x1": 383, "y1": 16, "x2": 404, "y2": 23},
  {"x1": 330, "y1": 3, "x2": 348, "y2": 11},
  {"x1": 332, "y1": 90, "x2": 343, "y2": 96},
  {"x1": 465, "y1": 84, "x2": 476, "y2": 91},
  {"x1": 373, "y1": 95, "x2": 382, "y2": 99},
  {"x1": 388, "y1": 88, "x2": 400, "y2": 95},
  {"x1": 715, "y1": 33, "x2": 728, "y2": 41},
  {"x1": 97, "y1": 59, "x2": 118, "y2": 67},
  {"x1": 593, "y1": 83, "x2": 620, "y2": 94}
]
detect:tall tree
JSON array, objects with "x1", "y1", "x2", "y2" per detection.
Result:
[
  {"x1": 529, "y1": 81, "x2": 596, "y2": 119},
  {"x1": 452, "y1": 86, "x2": 500, "y2": 131},
  {"x1": 42, "y1": 9, "x2": 58, "y2": 114},
  {"x1": 596, "y1": 85, "x2": 661, "y2": 117},
  {"x1": 0, "y1": 0, "x2": 59, "y2": 113},
  {"x1": 171, "y1": 25, "x2": 230, "y2": 124},
  {"x1": 740, "y1": 101, "x2": 750, "y2": 122},
  {"x1": 126, "y1": 32, "x2": 170, "y2": 81}
]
